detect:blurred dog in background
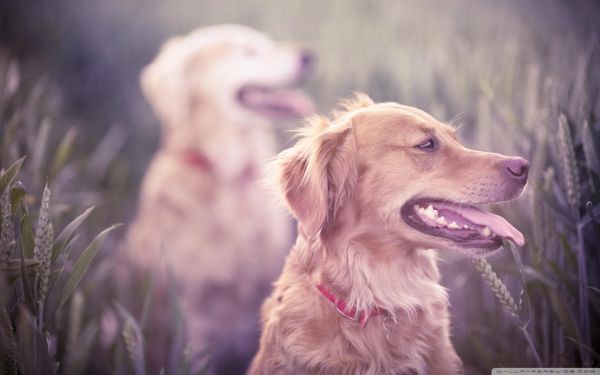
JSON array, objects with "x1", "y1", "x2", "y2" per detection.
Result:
[{"x1": 125, "y1": 24, "x2": 314, "y2": 373}]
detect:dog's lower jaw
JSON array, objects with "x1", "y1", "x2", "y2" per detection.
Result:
[{"x1": 250, "y1": 242, "x2": 463, "y2": 375}]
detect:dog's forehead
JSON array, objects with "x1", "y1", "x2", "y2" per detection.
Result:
[
  {"x1": 158, "y1": 25, "x2": 273, "y2": 69},
  {"x1": 379, "y1": 103, "x2": 437, "y2": 122},
  {"x1": 184, "y1": 25, "x2": 272, "y2": 51},
  {"x1": 357, "y1": 105, "x2": 446, "y2": 130},
  {"x1": 352, "y1": 104, "x2": 455, "y2": 143}
]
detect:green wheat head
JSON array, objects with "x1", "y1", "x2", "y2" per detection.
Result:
[
  {"x1": 0, "y1": 190, "x2": 15, "y2": 264},
  {"x1": 472, "y1": 257, "x2": 519, "y2": 318},
  {"x1": 34, "y1": 183, "x2": 54, "y2": 305},
  {"x1": 557, "y1": 112, "x2": 581, "y2": 214}
]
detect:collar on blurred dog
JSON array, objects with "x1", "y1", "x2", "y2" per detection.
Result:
[
  {"x1": 179, "y1": 150, "x2": 256, "y2": 184},
  {"x1": 180, "y1": 150, "x2": 213, "y2": 172},
  {"x1": 315, "y1": 284, "x2": 388, "y2": 327}
]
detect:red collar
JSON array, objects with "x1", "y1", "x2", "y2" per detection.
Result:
[
  {"x1": 179, "y1": 150, "x2": 256, "y2": 184},
  {"x1": 179, "y1": 150, "x2": 214, "y2": 172},
  {"x1": 316, "y1": 284, "x2": 387, "y2": 327}
]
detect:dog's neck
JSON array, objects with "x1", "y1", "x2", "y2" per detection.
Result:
[
  {"x1": 302, "y1": 228, "x2": 446, "y2": 322},
  {"x1": 160, "y1": 114, "x2": 275, "y2": 182}
]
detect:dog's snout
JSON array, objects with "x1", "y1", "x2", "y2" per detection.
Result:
[
  {"x1": 299, "y1": 50, "x2": 314, "y2": 70},
  {"x1": 504, "y1": 158, "x2": 529, "y2": 181}
]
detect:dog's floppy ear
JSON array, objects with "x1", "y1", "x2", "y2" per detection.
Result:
[
  {"x1": 278, "y1": 116, "x2": 358, "y2": 238},
  {"x1": 140, "y1": 37, "x2": 187, "y2": 128}
]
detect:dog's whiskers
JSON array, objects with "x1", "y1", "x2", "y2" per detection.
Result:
[{"x1": 439, "y1": 197, "x2": 451, "y2": 210}]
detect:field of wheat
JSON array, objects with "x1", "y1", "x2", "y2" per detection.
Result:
[{"x1": 0, "y1": 0, "x2": 598, "y2": 374}]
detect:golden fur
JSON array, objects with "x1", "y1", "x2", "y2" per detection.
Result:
[{"x1": 250, "y1": 94, "x2": 528, "y2": 374}]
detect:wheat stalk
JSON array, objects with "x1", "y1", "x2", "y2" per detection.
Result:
[
  {"x1": 116, "y1": 304, "x2": 145, "y2": 375},
  {"x1": 0, "y1": 307, "x2": 18, "y2": 375},
  {"x1": 529, "y1": 189, "x2": 545, "y2": 254},
  {"x1": 121, "y1": 322, "x2": 139, "y2": 370},
  {"x1": 0, "y1": 190, "x2": 15, "y2": 264},
  {"x1": 64, "y1": 291, "x2": 83, "y2": 373},
  {"x1": 471, "y1": 257, "x2": 519, "y2": 317},
  {"x1": 556, "y1": 113, "x2": 581, "y2": 214},
  {"x1": 581, "y1": 119, "x2": 598, "y2": 193},
  {"x1": 542, "y1": 166, "x2": 555, "y2": 193},
  {"x1": 34, "y1": 183, "x2": 53, "y2": 305},
  {"x1": 472, "y1": 250, "x2": 543, "y2": 367},
  {"x1": 122, "y1": 322, "x2": 136, "y2": 358}
]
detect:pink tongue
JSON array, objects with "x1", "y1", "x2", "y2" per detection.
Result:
[
  {"x1": 244, "y1": 88, "x2": 315, "y2": 117},
  {"x1": 458, "y1": 206, "x2": 525, "y2": 246}
]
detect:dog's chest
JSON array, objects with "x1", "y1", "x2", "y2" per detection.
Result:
[
  {"x1": 278, "y1": 304, "x2": 443, "y2": 375},
  {"x1": 133, "y1": 155, "x2": 292, "y2": 282},
  {"x1": 348, "y1": 313, "x2": 438, "y2": 368}
]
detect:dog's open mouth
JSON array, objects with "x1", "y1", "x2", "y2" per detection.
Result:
[
  {"x1": 237, "y1": 85, "x2": 314, "y2": 118},
  {"x1": 401, "y1": 198, "x2": 524, "y2": 249}
]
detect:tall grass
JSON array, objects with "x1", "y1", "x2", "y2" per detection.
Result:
[
  {"x1": 0, "y1": 55, "x2": 210, "y2": 374},
  {"x1": 0, "y1": 1, "x2": 598, "y2": 373},
  {"x1": 433, "y1": 33, "x2": 600, "y2": 371},
  {"x1": 0, "y1": 55, "x2": 123, "y2": 374}
]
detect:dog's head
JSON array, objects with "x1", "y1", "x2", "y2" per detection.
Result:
[
  {"x1": 277, "y1": 94, "x2": 528, "y2": 256},
  {"x1": 141, "y1": 24, "x2": 314, "y2": 129}
]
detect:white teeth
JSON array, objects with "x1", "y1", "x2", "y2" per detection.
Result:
[
  {"x1": 415, "y1": 204, "x2": 479, "y2": 233},
  {"x1": 482, "y1": 227, "x2": 491, "y2": 237},
  {"x1": 424, "y1": 205, "x2": 438, "y2": 219}
]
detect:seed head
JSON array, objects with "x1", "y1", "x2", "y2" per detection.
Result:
[
  {"x1": 556, "y1": 113, "x2": 580, "y2": 214},
  {"x1": 34, "y1": 184, "x2": 54, "y2": 305},
  {"x1": 0, "y1": 191, "x2": 15, "y2": 264},
  {"x1": 472, "y1": 257, "x2": 519, "y2": 317}
]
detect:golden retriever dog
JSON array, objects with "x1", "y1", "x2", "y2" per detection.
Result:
[
  {"x1": 249, "y1": 94, "x2": 528, "y2": 375},
  {"x1": 125, "y1": 25, "x2": 314, "y2": 373}
]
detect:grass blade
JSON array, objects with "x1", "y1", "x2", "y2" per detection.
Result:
[
  {"x1": 56, "y1": 223, "x2": 121, "y2": 310},
  {"x1": 8, "y1": 182, "x2": 26, "y2": 216},
  {"x1": 139, "y1": 271, "x2": 155, "y2": 331},
  {"x1": 16, "y1": 308, "x2": 34, "y2": 375},
  {"x1": 0, "y1": 156, "x2": 25, "y2": 196},
  {"x1": 49, "y1": 127, "x2": 77, "y2": 182},
  {"x1": 30, "y1": 118, "x2": 51, "y2": 187},
  {"x1": 0, "y1": 307, "x2": 18, "y2": 375},
  {"x1": 20, "y1": 215, "x2": 35, "y2": 260},
  {"x1": 564, "y1": 337, "x2": 600, "y2": 363},
  {"x1": 547, "y1": 288, "x2": 582, "y2": 345},
  {"x1": 51, "y1": 206, "x2": 95, "y2": 263},
  {"x1": 115, "y1": 303, "x2": 146, "y2": 375},
  {"x1": 19, "y1": 235, "x2": 36, "y2": 314},
  {"x1": 62, "y1": 292, "x2": 98, "y2": 375},
  {"x1": 588, "y1": 286, "x2": 600, "y2": 315}
]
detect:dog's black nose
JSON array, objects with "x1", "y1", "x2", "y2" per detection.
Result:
[
  {"x1": 300, "y1": 50, "x2": 314, "y2": 70},
  {"x1": 504, "y1": 158, "x2": 529, "y2": 181}
]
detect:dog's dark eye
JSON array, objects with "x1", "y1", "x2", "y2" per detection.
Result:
[{"x1": 416, "y1": 138, "x2": 436, "y2": 152}]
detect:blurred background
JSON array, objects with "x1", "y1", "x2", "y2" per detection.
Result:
[{"x1": 0, "y1": 0, "x2": 599, "y2": 373}]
